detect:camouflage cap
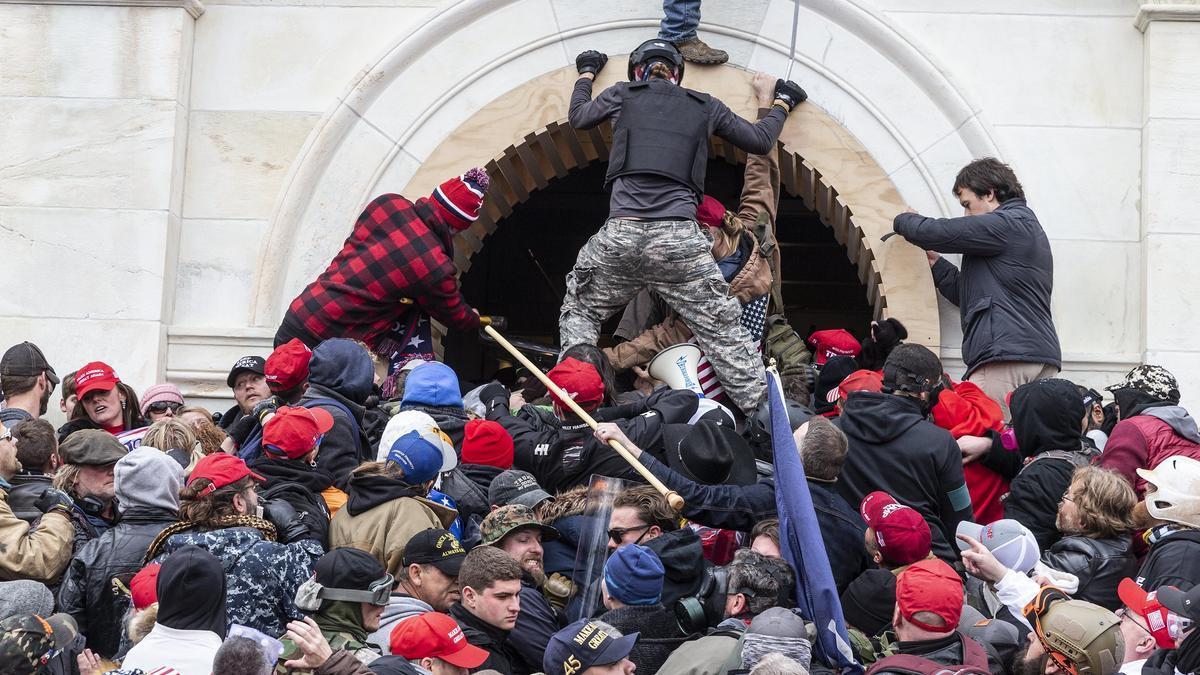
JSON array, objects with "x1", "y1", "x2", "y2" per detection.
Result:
[
  {"x1": 0, "y1": 613, "x2": 79, "y2": 674},
  {"x1": 1106, "y1": 364, "x2": 1180, "y2": 402},
  {"x1": 480, "y1": 504, "x2": 560, "y2": 547}
]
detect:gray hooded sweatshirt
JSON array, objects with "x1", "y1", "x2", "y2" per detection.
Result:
[{"x1": 369, "y1": 592, "x2": 434, "y2": 655}]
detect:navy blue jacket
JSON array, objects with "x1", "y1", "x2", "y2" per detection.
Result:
[
  {"x1": 640, "y1": 453, "x2": 871, "y2": 593},
  {"x1": 894, "y1": 199, "x2": 1060, "y2": 374}
]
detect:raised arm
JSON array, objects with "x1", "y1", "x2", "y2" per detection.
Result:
[{"x1": 893, "y1": 210, "x2": 1012, "y2": 256}]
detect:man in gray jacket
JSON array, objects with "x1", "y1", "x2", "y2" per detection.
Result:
[
  {"x1": 892, "y1": 158, "x2": 1061, "y2": 419},
  {"x1": 369, "y1": 528, "x2": 466, "y2": 655}
]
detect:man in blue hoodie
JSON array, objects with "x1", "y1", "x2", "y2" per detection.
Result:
[{"x1": 297, "y1": 339, "x2": 376, "y2": 489}]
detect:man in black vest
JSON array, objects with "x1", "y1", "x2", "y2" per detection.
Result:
[{"x1": 562, "y1": 40, "x2": 805, "y2": 415}]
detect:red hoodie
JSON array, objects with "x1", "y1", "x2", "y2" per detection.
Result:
[{"x1": 931, "y1": 380, "x2": 1009, "y2": 524}]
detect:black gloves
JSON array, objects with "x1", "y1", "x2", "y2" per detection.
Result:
[
  {"x1": 253, "y1": 395, "x2": 282, "y2": 425},
  {"x1": 35, "y1": 487, "x2": 74, "y2": 516},
  {"x1": 576, "y1": 50, "x2": 608, "y2": 76},
  {"x1": 773, "y1": 79, "x2": 808, "y2": 112},
  {"x1": 478, "y1": 383, "x2": 511, "y2": 414},
  {"x1": 227, "y1": 413, "x2": 258, "y2": 448},
  {"x1": 262, "y1": 499, "x2": 311, "y2": 544}
]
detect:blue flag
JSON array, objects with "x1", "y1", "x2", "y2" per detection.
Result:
[{"x1": 767, "y1": 370, "x2": 862, "y2": 673}]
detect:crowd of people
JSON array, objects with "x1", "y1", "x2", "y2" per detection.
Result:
[{"x1": 4, "y1": 17, "x2": 1200, "y2": 675}]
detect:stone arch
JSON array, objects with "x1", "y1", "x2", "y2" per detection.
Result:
[{"x1": 250, "y1": 0, "x2": 1008, "y2": 352}]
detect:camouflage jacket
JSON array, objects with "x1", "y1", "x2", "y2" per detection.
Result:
[{"x1": 157, "y1": 525, "x2": 323, "y2": 638}]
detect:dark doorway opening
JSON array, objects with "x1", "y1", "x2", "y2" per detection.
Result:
[{"x1": 443, "y1": 158, "x2": 872, "y2": 382}]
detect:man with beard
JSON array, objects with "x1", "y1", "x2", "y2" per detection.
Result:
[
  {"x1": 54, "y1": 429, "x2": 127, "y2": 551},
  {"x1": 0, "y1": 341, "x2": 59, "y2": 428},
  {"x1": 1012, "y1": 586, "x2": 1123, "y2": 675},
  {"x1": 480, "y1": 504, "x2": 564, "y2": 674},
  {"x1": 370, "y1": 527, "x2": 468, "y2": 655}
]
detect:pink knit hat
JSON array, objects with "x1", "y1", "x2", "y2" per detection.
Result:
[{"x1": 139, "y1": 383, "x2": 184, "y2": 416}]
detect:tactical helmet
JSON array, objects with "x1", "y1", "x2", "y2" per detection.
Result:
[
  {"x1": 1138, "y1": 455, "x2": 1200, "y2": 529},
  {"x1": 1026, "y1": 588, "x2": 1123, "y2": 675},
  {"x1": 628, "y1": 39, "x2": 685, "y2": 83},
  {"x1": 745, "y1": 397, "x2": 813, "y2": 454}
]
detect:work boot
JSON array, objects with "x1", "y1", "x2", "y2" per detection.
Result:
[{"x1": 675, "y1": 36, "x2": 728, "y2": 65}]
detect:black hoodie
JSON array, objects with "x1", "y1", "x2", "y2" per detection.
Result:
[
  {"x1": 157, "y1": 544, "x2": 229, "y2": 639},
  {"x1": 836, "y1": 392, "x2": 972, "y2": 562},
  {"x1": 643, "y1": 527, "x2": 709, "y2": 607},
  {"x1": 1003, "y1": 379, "x2": 1092, "y2": 551},
  {"x1": 344, "y1": 475, "x2": 422, "y2": 517},
  {"x1": 298, "y1": 338, "x2": 375, "y2": 490}
]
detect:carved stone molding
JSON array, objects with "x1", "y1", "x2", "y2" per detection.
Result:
[
  {"x1": 1136, "y1": 2, "x2": 1200, "y2": 32},
  {"x1": 0, "y1": 0, "x2": 205, "y2": 18}
]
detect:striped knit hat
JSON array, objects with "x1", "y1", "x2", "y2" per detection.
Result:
[{"x1": 432, "y1": 167, "x2": 489, "y2": 231}]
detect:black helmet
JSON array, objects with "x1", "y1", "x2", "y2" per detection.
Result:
[
  {"x1": 744, "y1": 398, "x2": 814, "y2": 461},
  {"x1": 628, "y1": 39, "x2": 685, "y2": 83}
]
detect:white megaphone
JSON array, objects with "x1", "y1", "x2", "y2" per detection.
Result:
[{"x1": 647, "y1": 344, "x2": 706, "y2": 397}]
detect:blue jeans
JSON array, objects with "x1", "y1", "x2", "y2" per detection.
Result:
[{"x1": 659, "y1": 0, "x2": 700, "y2": 42}]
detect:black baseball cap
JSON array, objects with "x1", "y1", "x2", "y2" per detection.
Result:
[
  {"x1": 403, "y1": 528, "x2": 467, "y2": 577},
  {"x1": 543, "y1": 619, "x2": 638, "y2": 675},
  {"x1": 226, "y1": 355, "x2": 266, "y2": 388},
  {"x1": 1157, "y1": 584, "x2": 1200, "y2": 622},
  {"x1": 488, "y1": 469, "x2": 553, "y2": 509},
  {"x1": 1, "y1": 342, "x2": 59, "y2": 386}
]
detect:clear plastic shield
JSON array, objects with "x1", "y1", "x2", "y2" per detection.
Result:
[{"x1": 568, "y1": 474, "x2": 631, "y2": 622}]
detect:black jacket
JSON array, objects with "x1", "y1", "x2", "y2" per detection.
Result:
[
  {"x1": 1041, "y1": 535, "x2": 1134, "y2": 611},
  {"x1": 250, "y1": 458, "x2": 334, "y2": 548},
  {"x1": 399, "y1": 403, "x2": 471, "y2": 452},
  {"x1": 450, "y1": 601, "x2": 514, "y2": 674},
  {"x1": 600, "y1": 604, "x2": 689, "y2": 675},
  {"x1": 894, "y1": 199, "x2": 1060, "y2": 375},
  {"x1": 298, "y1": 382, "x2": 369, "y2": 491},
  {"x1": 56, "y1": 506, "x2": 178, "y2": 657},
  {"x1": 440, "y1": 463, "x2": 499, "y2": 525},
  {"x1": 6, "y1": 471, "x2": 52, "y2": 523},
  {"x1": 484, "y1": 386, "x2": 699, "y2": 493},
  {"x1": 508, "y1": 572, "x2": 566, "y2": 675},
  {"x1": 1137, "y1": 528, "x2": 1200, "y2": 591},
  {"x1": 644, "y1": 527, "x2": 709, "y2": 607},
  {"x1": 1004, "y1": 379, "x2": 1094, "y2": 551},
  {"x1": 836, "y1": 393, "x2": 972, "y2": 562}
]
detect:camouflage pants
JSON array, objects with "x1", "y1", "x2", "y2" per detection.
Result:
[{"x1": 559, "y1": 218, "x2": 766, "y2": 414}]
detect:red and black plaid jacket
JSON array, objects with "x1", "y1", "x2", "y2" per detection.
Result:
[{"x1": 284, "y1": 193, "x2": 480, "y2": 346}]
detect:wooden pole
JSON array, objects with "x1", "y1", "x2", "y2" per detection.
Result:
[{"x1": 482, "y1": 324, "x2": 685, "y2": 511}]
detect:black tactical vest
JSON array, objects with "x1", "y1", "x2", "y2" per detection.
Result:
[{"x1": 605, "y1": 79, "x2": 711, "y2": 195}]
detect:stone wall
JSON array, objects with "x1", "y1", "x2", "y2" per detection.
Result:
[{"x1": 2, "y1": 0, "x2": 1197, "y2": 419}]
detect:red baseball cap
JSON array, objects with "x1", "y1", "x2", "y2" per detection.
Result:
[
  {"x1": 390, "y1": 612, "x2": 489, "y2": 669},
  {"x1": 828, "y1": 369, "x2": 884, "y2": 404},
  {"x1": 696, "y1": 195, "x2": 726, "y2": 229},
  {"x1": 130, "y1": 563, "x2": 161, "y2": 610},
  {"x1": 187, "y1": 453, "x2": 264, "y2": 495},
  {"x1": 807, "y1": 329, "x2": 862, "y2": 365},
  {"x1": 75, "y1": 361, "x2": 121, "y2": 398},
  {"x1": 265, "y1": 338, "x2": 312, "y2": 392},
  {"x1": 1118, "y1": 578, "x2": 1182, "y2": 649},
  {"x1": 860, "y1": 491, "x2": 932, "y2": 566},
  {"x1": 462, "y1": 419, "x2": 515, "y2": 469},
  {"x1": 896, "y1": 558, "x2": 963, "y2": 633},
  {"x1": 547, "y1": 358, "x2": 604, "y2": 412},
  {"x1": 263, "y1": 406, "x2": 334, "y2": 460}
]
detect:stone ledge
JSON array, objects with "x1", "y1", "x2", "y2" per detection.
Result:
[
  {"x1": 1135, "y1": 3, "x2": 1200, "y2": 32},
  {"x1": 0, "y1": 0, "x2": 205, "y2": 18}
]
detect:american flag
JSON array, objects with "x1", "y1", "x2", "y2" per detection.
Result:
[{"x1": 697, "y1": 293, "x2": 769, "y2": 400}]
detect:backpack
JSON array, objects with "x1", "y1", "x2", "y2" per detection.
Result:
[
  {"x1": 865, "y1": 633, "x2": 991, "y2": 675},
  {"x1": 258, "y1": 480, "x2": 332, "y2": 549},
  {"x1": 764, "y1": 314, "x2": 814, "y2": 380},
  {"x1": 1018, "y1": 444, "x2": 1099, "y2": 476}
]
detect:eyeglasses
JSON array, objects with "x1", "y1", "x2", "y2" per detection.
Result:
[
  {"x1": 147, "y1": 401, "x2": 183, "y2": 414},
  {"x1": 1116, "y1": 608, "x2": 1151, "y2": 635},
  {"x1": 608, "y1": 524, "x2": 651, "y2": 544}
]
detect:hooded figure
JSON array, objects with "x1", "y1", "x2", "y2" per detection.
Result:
[
  {"x1": 279, "y1": 547, "x2": 392, "y2": 669},
  {"x1": 398, "y1": 362, "x2": 471, "y2": 450},
  {"x1": 56, "y1": 447, "x2": 182, "y2": 658},
  {"x1": 1003, "y1": 378, "x2": 1094, "y2": 550},
  {"x1": 274, "y1": 170, "x2": 489, "y2": 379},
  {"x1": 121, "y1": 545, "x2": 227, "y2": 675},
  {"x1": 297, "y1": 338, "x2": 377, "y2": 489}
]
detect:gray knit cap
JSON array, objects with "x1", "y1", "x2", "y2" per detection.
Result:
[
  {"x1": 0, "y1": 581, "x2": 54, "y2": 621},
  {"x1": 740, "y1": 608, "x2": 812, "y2": 672}
]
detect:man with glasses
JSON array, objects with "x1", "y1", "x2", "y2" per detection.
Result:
[
  {"x1": 1116, "y1": 578, "x2": 1188, "y2": 674},
  {"x1": 0, "y1": 421, "x2": 75, "y2": 583},
  {"x1": 608, "y1": 485, "x2": 708, "y2": 607}
]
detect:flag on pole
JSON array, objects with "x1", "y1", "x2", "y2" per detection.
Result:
[{"x1": 767, "y1": 369, "x2": 862, "y2": 673}]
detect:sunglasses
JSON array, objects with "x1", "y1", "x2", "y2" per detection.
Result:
[
  {"x1": 147, "y1": 401, "x2": 183, "y2": 414},
  {"x1": 608, "y1": 524, "x2": 651, "y2": 544}
]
